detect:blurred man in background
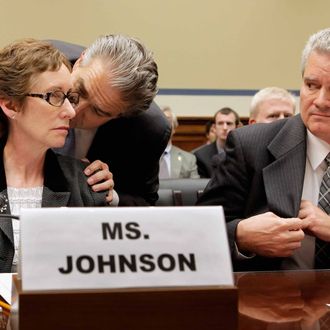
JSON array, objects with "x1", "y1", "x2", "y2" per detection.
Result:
[
  {"x1": 159, "y1": 106, "x2": 199, "y2": 179},
  {"x1": 249, "y1": 87, "x2": 296, "y2": 124},
  {"x1": 193, "y1": 107, "x2": 240, "y2": 178}
]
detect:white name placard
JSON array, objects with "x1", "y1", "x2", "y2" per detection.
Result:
[{"x1": 20, "y1": 206, "x2": 233, "y2": 291}]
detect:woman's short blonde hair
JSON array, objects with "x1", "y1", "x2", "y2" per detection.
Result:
[{"x1": 0, "y1": 38, "x2": 71, "y2": 104}]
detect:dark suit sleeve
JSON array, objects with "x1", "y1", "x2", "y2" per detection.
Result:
[
  {"x1": 193, "y1": 148, "x2": 212, "y2": 178},
  {"x1": 197, "y1": 124, "x2": 288, "y2": 271},
  {"x1": 193, "y1": 143, "x2": 218, "y2": 178},
  {"x1": 197, "y1": 131, "x2": 251, "y2": 253},
  {"x1": 57, "y1": 155, "x2": 108, "y2": 206},
  {"x1": 195, "y1": 153, "x2": 210, "y2": 178},
  {"x1": 44, "y1": 151, "x2": 108, "y2": 206},
  {"x1": 87, "y1": 102, "x2": 171, "y2": 206}
]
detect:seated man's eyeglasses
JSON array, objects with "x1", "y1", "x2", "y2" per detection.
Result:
[{"x1": 25, "y1": 91, "x2": 80, "y2": 107}]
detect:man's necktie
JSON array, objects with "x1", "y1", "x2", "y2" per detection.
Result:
[
  {"x1": 159, "y1": 152, "x2": 170, "y2": 179},
  {"x1": 315, "y1": 152, "x2": 330, "y2": 268}
]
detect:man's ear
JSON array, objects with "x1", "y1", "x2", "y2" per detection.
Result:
[
  {"x1": 0, "y1": 99, "x2": 19, "y2": 119},
  {"x1": 72, "y1": 50, "x2": 85, "y2": 72},
  {"x1": 248, "y1": 118, "x2": 256, "y2": 125}
]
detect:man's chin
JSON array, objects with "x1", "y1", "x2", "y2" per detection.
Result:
[
  {"x1": 70, "y1": 120, "x2": 98, "y2": 130},
  {"x1": 69, "y1": 118, "x2": 82, "y2": 129}
]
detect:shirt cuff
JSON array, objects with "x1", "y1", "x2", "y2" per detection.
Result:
[
  {"x1": 234, "y1": 241, "x2": 256, "y2": 260},
  {"x1": 108, "y1": 189, "x2": 119, "y2": 206}
]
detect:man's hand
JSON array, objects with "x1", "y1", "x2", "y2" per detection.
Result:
[
  {"x1": 236, "y1": 212, "x2": 304, "y2": 257},
  {"x1": 299, "y1": 200, "x2": 330, "y2": 241},
  {"x1": 84, "y1": 160, "x2": 114, "y2": 204}
]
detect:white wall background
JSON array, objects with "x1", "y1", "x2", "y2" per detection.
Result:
[{"x1": 0, "y1": 0, "x2": 325, "y2": 116}]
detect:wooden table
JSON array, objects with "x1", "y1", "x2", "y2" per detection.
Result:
[
  {"x1": 3, "y1": 270, "x2": 330, "y2": 329},
  {"x1": 236, "y1": 270, "x2": 330, "y2": 329}
]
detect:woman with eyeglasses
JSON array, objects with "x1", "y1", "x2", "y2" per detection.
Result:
[{"x1": 0, "y1": 39, "x2": 110, "y2": 272}]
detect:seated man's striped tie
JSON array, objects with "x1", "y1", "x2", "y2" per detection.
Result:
[{"x1": 315, "y1": 153, "x2": 330, "y2": 268}]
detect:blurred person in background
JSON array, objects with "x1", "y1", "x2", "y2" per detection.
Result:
[
  {"x1": 249, "y1": 87, "x2": 296, "y2": 124},
  {"x1": 159, "y1": 106, "x2": 199, "y2": 179},
  {"x1": 193, "y1": 107, "x2": 240, "y2": 177}
]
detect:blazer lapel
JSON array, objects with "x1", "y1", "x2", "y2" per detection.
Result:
[
  {"x1": 0, "y1": 142, "x2": 14, "y2": 245},
  {"x1": 263, "y1": 115, "x2": 307, "y2": 217},
  {"x1": 0, "y1": 142, "x2": 71, "y2": 250},
  {"x1": 43, "y1": 149, "x2": 71, "y2": 207},
  {"x1": 42, "y1": 187, "x2": 70, "y2": 207}
]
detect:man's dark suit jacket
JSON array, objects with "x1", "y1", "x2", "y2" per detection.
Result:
[
  {"x1": 198, "y1": 114, "x2": 310, "y2": 271},
  {"x1": 87, "y1": 102, "x2": 171, "y2": 206},
  {"x1": 193, "y1": 142, "x2": 222, "y2": 178},
  {"x1": 48, "y1": 40, "x2": 172, "y2": 206},
  {"x1": 0, "y1": 141, "x2": 107, "y2": 272}
]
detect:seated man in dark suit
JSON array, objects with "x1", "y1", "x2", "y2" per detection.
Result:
[
  {"x1": 198, "y1": 28, "x2": 330, "y2": 272},
  {"x1": 51, "y1": 36, "x2": 171, "y2": 206},
  {"x1": 193, "y1": 107, "x2": 240, "y2": 178}
]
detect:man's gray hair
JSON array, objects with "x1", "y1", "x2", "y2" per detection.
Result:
[
  {"x1": 250, "y1": 87, "x2": 296, "y2": 118},
  {"x1": 301, "y1": 28, "x2": 330, "y2": 75},
  {"x1": 82, "y1": 34, "x2": 158, "y2": 115}
]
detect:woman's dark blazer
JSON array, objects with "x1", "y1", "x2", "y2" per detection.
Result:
[{"x1": 0, "y1": 143, "x2": 107, "y2": 272}]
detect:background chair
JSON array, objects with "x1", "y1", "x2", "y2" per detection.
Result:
[
  {"x1": 46, "y1": 39, "x2": 85, "y2": 64},
  {"x1": 155, "y1": 189, "x2": 182, "y2": 206},
  {"x1": 157, "y1": 178, "x2": 210, "y2": 206}
]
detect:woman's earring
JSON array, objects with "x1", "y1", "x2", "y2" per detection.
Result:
[{"x1": 11, "y1": 114, "x2": 16, "y2": 119}]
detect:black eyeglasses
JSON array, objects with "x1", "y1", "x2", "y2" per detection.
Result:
[{"x1": 25, "y1": 91, "x2": 80, "y2": 107}]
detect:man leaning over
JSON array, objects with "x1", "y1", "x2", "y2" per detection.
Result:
[{"x1": 54, "y1": 35, "x2": 171, "y2": 206}]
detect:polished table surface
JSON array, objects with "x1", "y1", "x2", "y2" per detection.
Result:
[
  {"x1": 2, "y1": 270, "x2": 330, "y2": 329},
  {"x1": 235, "y1": 270, "x2": 330, "y2": 330}
]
